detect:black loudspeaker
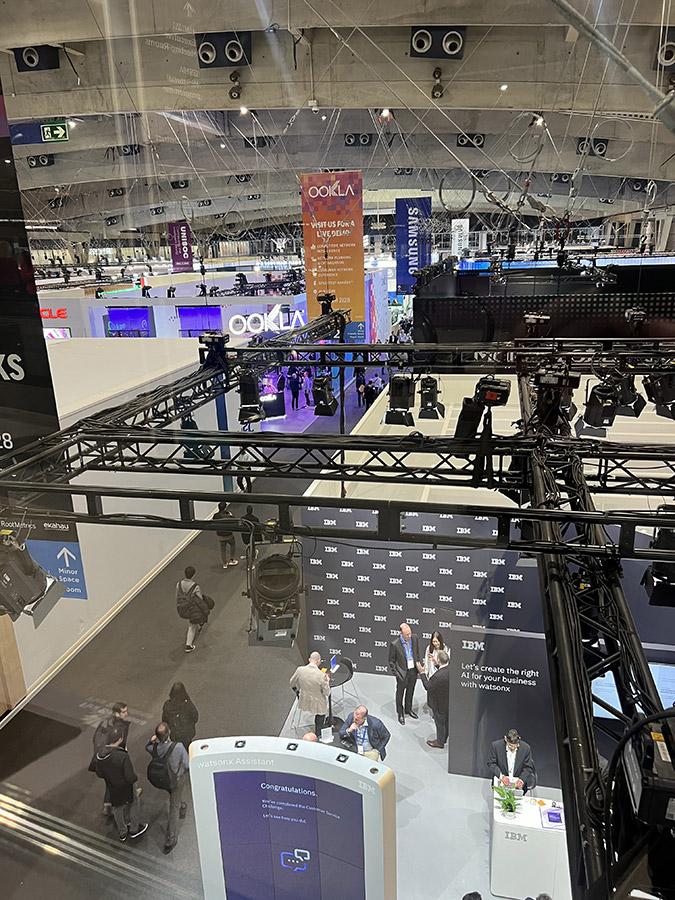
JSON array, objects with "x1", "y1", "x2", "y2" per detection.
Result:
[
  {"x1": 27, "y1": 154, "x2": 54, "y2": 168},
  {"x1": 551, "y1": 173, "x2": 570, "y2": 183},
  {"x1": 105, "y1": 216, "x2": 119, "y2": 226},
  {"x1": 312, "y1": 376, "x2": 338, "y2": 416},
  {"x1": 454, "y1": 397, "x2": 484, "y2": 439},
  {"x1": 653, "y1": 29, "x2": 675, "y2": 71},
  {"x1": 239, "y1": 372, "x2": 261, "y2": 407},
  {"x1": 410, "y1": 26, "x2": 467, "y2": 59},
  {"x1": 577, "y1": 138, "x2": 608, "y2": 158},
  {"x1": 12, "y1": 45, "x2": 60, "y2": 72},
  {"x1": 195, "y1": 32, "x2": 252, "y2": 68},
  {"x1": 457, "y1": 133, "x2": 485, "y2": 148},
  {"x1": 108, "y1": 187, "x2": 126, "y2": 198},
  {"x1": 171, "y1": 180, "x2": 189, "y2": 190}
]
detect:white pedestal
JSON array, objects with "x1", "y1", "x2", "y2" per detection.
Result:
[{"x1": 490, "y1": 792, "x2": 573, "y2": 900}]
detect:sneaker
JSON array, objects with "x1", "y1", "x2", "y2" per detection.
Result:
[
  {"x1": 103, "y1": 802, "x2": 112, "y2": 816},
  {"x1": 228, "y1": 559, "x2": 239, "y2": 566},
  {"x1": 119, "y1": 830, "x2": 128, "y2": 842},
  {"x1": 163, "y1": 839, "x2": 177, "y2": 854},
  {"x1": 129, "y1": 823, "x2": 149, "y2": 839},
  {"x1": 184, "y1": 644, "x2": 196, "y2": 653}
]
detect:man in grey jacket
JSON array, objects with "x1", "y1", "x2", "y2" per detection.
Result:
[
  {"x1": 146, "y1": 721, "x2": 190, "y2": 854},
  {"x1": 290, "y1": 651, "x2": 331, "y2": 737}
]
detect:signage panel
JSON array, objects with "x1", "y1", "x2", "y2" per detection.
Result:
[
  {"x1": 168, "y1": 220, "x2": 194, "y2": 273},
  {"x1": 395, "y1": 197, "x2": 431, "y2": 293},
  {"x1": 40, "y1": 121, "x2": 69, "y2": 143}
]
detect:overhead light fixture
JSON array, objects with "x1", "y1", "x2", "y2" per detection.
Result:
[
  {"x1": 67, "y1": 119, "x2": 76, "y2": 128},
  {"x1": 454, "y1": 377, "x2": 511, "y2": 438},
  {"x1": 264, "y1": 22, "x2": 280, "y2": 34},
  {"x1": 0, "y1": 530, "x2": 65, "y2": 621},
  {"x1": 321, "y1": 115, "x2": 327, "y2": 121},
  {"x1": 4, "y1": 159, "x2": 10, "y2": 164},
  {"x1": 238, "y1": 371, "x2": 266, "y2": 424},
  {"x1": 614, "y1": 374, "x2": 646, "y2": 418},
  {"x1": 220, "y1": 142, "x2": 226, "y2": 148},
  {"x1": 474, "y1": 376, "x2": 511, "y2": 408},
  {"x1": 384, "y1": 374, "x2": 415, "y2": 426},
  {"x1": 418, "y1": 375, "x2": 445, "y2": 419},
  {"x1": 312, "y1": 375, "x2": 338, "y2": 416},
  {"x1": 575, "y1": 382, "x2": 619, "y2": 436},
  {"x1": 500, "y1": 83, "x2": 509, "y2": 91},
  {"x1": 239, "y1": 106, "x2": 249, "y2": 115},
  {"x1": 644, "y1": 371, "x2": 675, "y2": 407}
]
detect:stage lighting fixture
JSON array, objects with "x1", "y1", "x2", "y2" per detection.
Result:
[
  {"x1": 453, "y1": 397, "x2": 484, "y2": 439},
  {"x1": 384, "y1": 374, "x2": 415, "y2": 426},
  {"x1": 317, "y1": 291, "x2": 335, "y2": 316},
  {"x1": 0, "y1": 531, "x2": 65, "y2": 621},
  {"x1": 246, "y1": 539, "x2": 304, "y2": 647},
  {"x1": 418, "y1": 375, "x2": 445, "y2": 419},
  {"x1": 312, "y1": 375, "x2": 338, "y2": 416},
  {"x1": 475, "y1": 377, "x2": 511, "y2": 407},
  {"x1": 575, "y1": 382, "x2": 619, "y2": 436},
  {"x1": 644, "y1": 372, "x2": 675, "y2": 407},
  {"x1": 238, "y1": 371, "x2": 266, "y2": 424},
  {"x1": 614, "y1": 374, "x2": 647, "y2": 418}
]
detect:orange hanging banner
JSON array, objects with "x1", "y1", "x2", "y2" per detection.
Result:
[{"x1": 300, "y1": 170, "x2": 365, "y2": 340}]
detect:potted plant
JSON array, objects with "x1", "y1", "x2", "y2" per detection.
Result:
[{"x1": 492, "y1": 783, "x2": 520, "y2": 819}]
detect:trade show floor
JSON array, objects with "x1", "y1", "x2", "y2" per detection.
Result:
[{"x1": 282, "y1": 672, "x2": 563, "y2": 900}]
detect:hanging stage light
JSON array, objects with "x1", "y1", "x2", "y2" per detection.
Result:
[
  {"x1": 575, "y1": 382, "x2": 619, "y2": 436},
  {"x1": 418, "y1": 375, "x2": 445, "y2": 419},
  {"x1": 312, "y1": 375, "x2": 338, "y2": 416},
  {"x1": 238, "y1": 370, "x2": 266, "y2": 424},
  {"x1": 614, "y1": 373, "x2": 647, "y2": 418},
  {"x1": 246, "y1": 539, "x2": 304, "y2": 647},
  {"x1": 453, "y1": 377, "x2": 510, "y2": 439},
  {"x1": 0, "y1": 531, "x2": 65, "y2": 621},
  {"x1": 384, "y1": 374, "x2": 415, "y2": 426},
  {"x1": 644, "y1": 371, "x2": 675, "y2": 419},
  {"x1": 474, "y1": 377, "x2": 511, "y2": 408}
]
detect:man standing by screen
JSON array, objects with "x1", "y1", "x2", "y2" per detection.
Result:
[
  {"x1": 388, "y1": 622, "x2": 422, "y2": 725},
  {"x1": 289, "y1": 651, "x2": 331, "y2": 737}
]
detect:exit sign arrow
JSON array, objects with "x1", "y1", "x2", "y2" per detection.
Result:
[
  {"x1": 40, "y1": 122, "x2": 69, "y2": 143},
  {"x1": 57, "y1": 546, "x2": 77, "y2": 566}
]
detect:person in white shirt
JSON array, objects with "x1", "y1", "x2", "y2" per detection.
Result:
[{"x1": 487, "y1": 728, "x2": 537, "y2": 794}]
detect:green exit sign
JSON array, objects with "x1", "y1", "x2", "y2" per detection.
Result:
[{"x1": 40, "y1": 122, "x2": 69, "y2": 143}]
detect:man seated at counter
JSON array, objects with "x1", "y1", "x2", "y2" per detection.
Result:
[
  {"x1": 339, "y1": 706, "x2": 390, "y2": 761},
  {"x1": 487, "y1": 728, "x2": 537, "y2": 794}
]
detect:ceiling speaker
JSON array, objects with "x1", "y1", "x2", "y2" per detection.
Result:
[
  {"x1": 344, "y1": 132, "x2": 356, "y2": 146},
  {"x1": 410, "y1": 26, "x2": 466, "y2": 59},
  {"x1": 195, "y1": 32, "x2": 252, "y2": 68},
  {"x1": 576, "y1": 137, "x2": 609, "y2": 158},
  {"x1": 171, "y1": 179, "x2": 189, "y2": 189},
  {"x1": 654, "y1": 29, "x2": 675, "y2": 70},
  {"x1": 27, "y1": 153, "x2": 54, "y2": 168},
  {"x1": 457, "y1": 132, "x2": 484, "y2": 148},
  {"x1": 12, "y1": 45, "x2": 60, "y2": 72}
]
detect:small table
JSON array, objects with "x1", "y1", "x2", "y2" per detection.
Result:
[{"x1": 325, "y1": 663, "x2": 352, "y2": 732}]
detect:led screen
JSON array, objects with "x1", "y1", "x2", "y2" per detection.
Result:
[{"x1": 214, "y1": 770, "x2": 365, "y2": 900}]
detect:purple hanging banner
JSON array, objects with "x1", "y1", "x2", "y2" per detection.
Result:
[{"x1": 168, "y1": 220, "x2": 193, "y2": 273}]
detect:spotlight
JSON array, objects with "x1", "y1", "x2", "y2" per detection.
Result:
[
  {"x1": 238, "y1": 371, "x2": 266, "y2": 424},
  {"x1": 614, "y1": 374, "x2": 646, "y2": 418},
  {"x1": 474, "y1": 377, "x2": 510, "y2": 407},
  {"x1": 453, "y1": 397, "x2": 484, "y2": 439},
  {"x1": 317, "y1": 291, "x2": 335, "y2": 316},
  {"x1": 418, "y1": 376, "x2": 445, "y2": 419},
  {"x1": 246, "y1": 539, "x2": 304, "y2": 647},
  {"x1": 500, "y1": 84, "x2": 509, "y2": 91},
  {"x1": 312, "y1": 375, "x2": 338, "y2": 417},
  {"x1": 644, "y1": 372, "x2": 675, "y2": 407},
  {"x1": 574, "y1": 382, "x2": 619, "y2": 436},
  {"x1": 381, "y1": 108, "x2": 391, "y2": 118},
  {"x1": 384, "y1": 374, "x2": 415, "y2": 426},
  {"x1": 239, "y1": 106, "x2": 248, "y2": 115},
  {"x1": 0, "y1": 531, "x2": 65, "y2": 621}
]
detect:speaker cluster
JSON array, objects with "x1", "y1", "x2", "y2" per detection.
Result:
[
  {"x1": 108, "y1": 187, "x2": 126, "y2": 198},
  {"x1": 551, "y1": 173, "x2": 570, "y2": 183},
  {"x1": 344, "y1": 132, "x2": 372, "y2": 146},
  {"x1": 410, "y1": 26, "x2": 466, "y2": 59},
  {"x1": 12, "y1": 45, "x2": 60, "y2": 72},
  {"x1": 577, "y1": 138, "x2": 608, "y2": 158},
  {"x1": 456, "y1": 132, "x2": 485, "y2": 149},
  {"x1": 654, "y1": 29, "x2": 675, "y2": 70},
  {"x1": 171, "y1": 179, "x2": 189, "y2": 190},
  {"x1": 196, "y1": 32, "x2": 252, "y2": 67},
  {"x1": 105, "y1": 215, "x2": 120, "y2": 226},
  {"x1": 27, "y1": 154, "x2": 54, "y2": 168}
]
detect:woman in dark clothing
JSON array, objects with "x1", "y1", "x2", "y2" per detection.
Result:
[{"x1": 161, "y1": 682, "x2": 199, "y2": 750}]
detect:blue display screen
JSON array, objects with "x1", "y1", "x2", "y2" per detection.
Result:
[
  {"x1": 177, "y1": 305, "x2": 223, "y2": 333},
  {"x1": 214, "y1": 771, "x2": 365, "y2": 900},
  {"x1": 107, "y1": 306, "x2": 151, "y2": 333}
]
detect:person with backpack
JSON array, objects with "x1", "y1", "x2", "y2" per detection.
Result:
[
  {"x1": 145, "y1": 722, "x2": 190, "y2": 854},
  {"x1": 161, "y1": 682, "x2": 199, "y2": 750},
  {"x1": 355, "y1": 371, "x2": 366, "y2": 407},
  {"x1": 213, "y1": 501, "x2": 238, "y2": 567},
  {"x1": 94, "y1": 725, "x2": 148, "y2": 842},
  {"x1": 176, "y1": 566, "x2": 214, "y2": 653}
]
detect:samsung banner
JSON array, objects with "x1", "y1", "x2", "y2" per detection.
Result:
[
  {"x1": 168, "y1": 220, "x2": 194, "y2": 273},
  {"x1": 395, "y1": 197, "x2": 431, "y2": 294},
  {"x1": 451, "y1": 218, "x2": 470, "y2": 257}
]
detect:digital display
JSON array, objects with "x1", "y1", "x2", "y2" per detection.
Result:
[
  {"x1": 177, "y1": 305, "x2": 223, "y2": 334},
  {"x1": 107, "y1": 306, "x2": 153, "y2": 335},
  {"x1": 214, "y1": 771, "x2": 365, "y2": 900},
  {"x1": 43, "y1": 327, "x2": 72, "y2": 339}
]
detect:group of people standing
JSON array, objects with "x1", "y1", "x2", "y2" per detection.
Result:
[
  {"x1": 355, "y1": 368, "x2": 386, "y2": 409},
  {"x1": 90, "y1": 683, "x2": 198, "y2": 853}
]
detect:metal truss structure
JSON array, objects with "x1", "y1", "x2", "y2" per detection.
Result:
[{"x1": 3, "y1": 331, "x2": 675, "y2": 900}]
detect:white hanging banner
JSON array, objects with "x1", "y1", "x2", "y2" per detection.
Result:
[{"x1": 451, "y1": 218, "x2": 470, "y2": 257}]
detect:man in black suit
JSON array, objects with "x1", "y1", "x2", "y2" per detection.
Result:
[
  {"x1": 388, "y1": 621, "x2": 422, "y2": 725},
  {"x1": 487, "y1": 728, "x2": 537, "y2": 793},
  {"x1": 417, "y1": 649, "x2": 450, "y2": 748}
]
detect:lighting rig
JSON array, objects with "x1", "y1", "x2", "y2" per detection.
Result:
[{"x1": 5, "y1": 337, "x2": 675, "y2": 900}]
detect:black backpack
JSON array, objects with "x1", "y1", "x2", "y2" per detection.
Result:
[
  {"x1": 147, "y1": 742, "x2": 176, "y2": 792},
  {"x1": 176, "y1": 581, "x2": 196, "y2": 619}
]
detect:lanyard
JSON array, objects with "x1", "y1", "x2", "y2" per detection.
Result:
[
  {"x1": 400, "y1": 635, "x2": 412, "y2": 660},
  {"x1": 355, "y1": 723, "x2": 367, "y2": 746}
]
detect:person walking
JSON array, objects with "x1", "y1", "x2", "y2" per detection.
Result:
[
  {"x1": 289, "y1": 371, "x2": 301, "y2": 410},
  {"x1": 303, "y1": 367, "x2": 313, "y2": 406},
  {"x1": 364, "y1": 380, "x2": 376, "y2": 409},
  {"x1": 94, "y1": 726, "x2": 148, "y2": 841},
  {"x1": 90, "y1": 701, "x2": 133, "y2": 816},
  {"x1": 176, "y1": 566, "x2": 214, "y2": 653},
  {"x1": 145, "y1": 722, "x2": 190, "y2": 854},
  {"x1": 241, "y1": 505, "x2": 261, "y2": 558},
  {"x1": 355, "y1": 371, "x2": 366, "y2": 406},
  {"x1": 214, "y1": 501, "x2": 238, "y2": 566},
  {"x1": 161, "y1": 682, "x2": 199, "y2": 750}
]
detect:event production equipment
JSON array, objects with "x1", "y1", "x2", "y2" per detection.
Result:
[{"x1": 3, "y1": 332, "x2": 675, "y2": 900}]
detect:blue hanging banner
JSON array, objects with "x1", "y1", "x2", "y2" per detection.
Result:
[{"x1": 395, "y1": 197, "x2": 431, "y2": 294}]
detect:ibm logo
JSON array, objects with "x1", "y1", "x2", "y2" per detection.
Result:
[
  {"x1": 356, "y1": 521, "x2": 369, "y2": 528},
  {"x1": 505, "y1": 832, "x2": 527, "y2": 843},
  {"x1": 311, "y1": 585, "x2": 324, "y2": 591},
  {"x1": 356, "y1": 548, "x2": 370, "y2": 555},
  {"x1": 473, "y1": 598, "x2": 487, "y2": 606},
  {"x1": 455, "y1": 610, "x2": 469, "y2": 617},
  {"x1": 344, "y1": 638, "x2": 357, "y2": 644},
  {"x1": 508, "y1": 573, "x2": 524, "y2": 581},
  {"x1": 407, "y1": 618, "x2": 420, "y2": 625},
  {"x1": 311, "y1": 609, "x2": 325, "y2": 616},
  {"x1": 373, "y1": 563, "x2": 386, "y2": 570},
  {"x1": 462, "y1": 639, "x2": 485, "y2": 651},
  {"x1": 358, "y1": 601, "x2": 371, "y2": 608},
  {"x1": 390, "y1": 629, "x2": 400, "y2": 636},
  {"x1": 405, "y1": 592, "x2": 419, "y2": 600},
  {"x1": 422, "y1": 553, "x2": 436, "y2": 560},
  {"x1": 375, "y1": 665, "x2": 389, "y2": 673},
  {"x1": 422, "y1": 580, "x2": 436, "y2": 587},
  {"x1": 309, "y1": 558, "x2": 323, "y2": 565},
  {"x1": 342, "y1": 587, "x2": 355, "y2": 594},
  {"x1": 438, "y1": 620, "x2": 452, "y2": 628},
  {"x1": 507, "y1": 601, "x2": 522, "y2": 609},
  {"x1": 373, "y1": 615, "x2": 387, "y2": 622},
  {"x1": 358, "y1": 626, "x2": 371, "y2": 633},
  {"x1": 389, "y1": 604, "x2": 403, "y2": 611},
  {"x1": 389, "y1": 578, "x2": 403, "y2": 585},
  {"x1": 373, "y1": 589, "x2": 387, "y2": 596},
  {"x1": 343, "y1": 612, "x2": 356, "y2": 619},
  {"x1": 422, "y1": 607, "x2": 436, "y2": 614},
  {"x1": 359, "y1": 651, "x2": 372, "y2": 658},
  {"x1": 326, "y1": 599, "x2": 340, "y2": 605},
  {"x1": 456, "y1": 555, "x2": 471, "y2": 563},
  {"x1": 456, "y1": 527, "x2": 471, "y2": 535},
  {"x1": 357, "y1": 575, "x2": 370, "y2": 582},
  {"x1": 456, "y1": 583, "x2": 470, "y2": 590},
  {"x1": 328, "y1": 624, "x2": 340, "y2": 630},
  {"x1": 490, "y1": 586, "x2": 505, "y2": 594},
  {"x1": 439, "y1": 568, "x2": 453, "y2": 575},
  {"x1": 326, "y1": 546, "x2": 338, "y2": 553},
  {"x1": 313, "y1": 634, "x2": 326, "y2": 641},
  {"x1": 491, "y1": 558, "x2": 506, "y2": 566},
  {"x1": 489, "y1": 613, "x2": 504, "y2": 621},
  {"x1": 422, "y1": 525, "x2": 436, "y2": 532},
  {"x1": 438, "y1": 595, "x2": 453, "y2": 602},
  {"x1": 341, "y1": 560, "x2": 354, "y2": 567},
  {"x1": 473, "y1": 571, "x2": 488, "y2": 578},
  {"x1": 326, "y1": 573, "x2": 338, "y2": 579},
  {"x1": 323, "y1": 519, "x2": 337, "y2": 526},
  {"x1": 389, "y1": 551, "x2": 402, "y2": 558},
  {"x1": 405, "y1": 565, "x2": 419, "y2": 573},
  {"x1": 375, "y1": 640, "x2": 387, "y2": 647}
]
